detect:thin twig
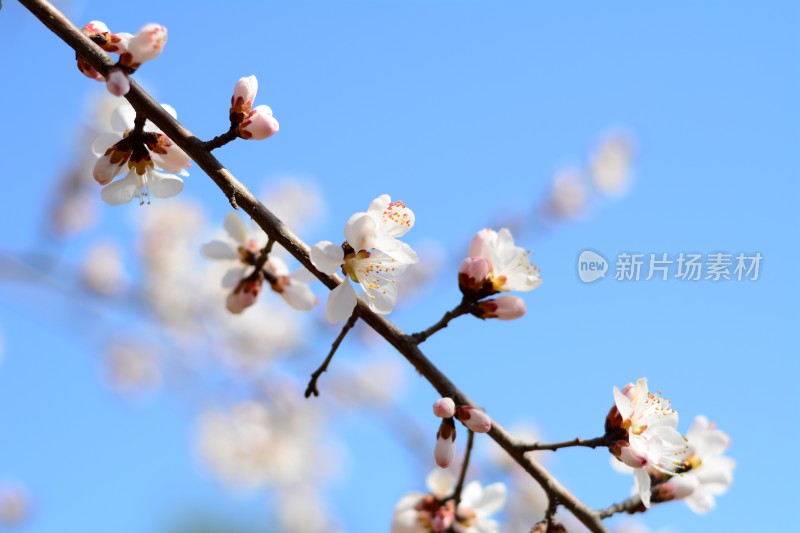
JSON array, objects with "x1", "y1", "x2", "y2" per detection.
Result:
[
  {"x1": 17, "y1": 3, "x2": 612, "y2": 531},
  {"x1": 203, "y1": 125, "x2": 239, "y2": 151},
  {"x1": 451, "y1": 429, "x2": 475, "y2": 508},
  {"x1": 545, "y1": 494, "x2": 559, "y2": 532},
  {"x1": 515, "y1": 435, "x2": 610, "y2": 452},
  {"x1": 410, "y1": 298, "x2": 476, "y2": 344},
  {"x1": 596, "y1": 495, "x2": 644, "y2": 519},
  {"x1": 305, "y1": 311, "x2": 359, "y2": 398}
]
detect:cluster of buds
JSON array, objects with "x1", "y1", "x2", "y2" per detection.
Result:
[
  {"x1": 458, "y1": 228, "x2": 542, "y2": 321},
  {"x1": 432, "y1": 397, "x2": 492, "y2": 468},
  {"x1": 230, "y1": 75, "x2": 280, "y2": 140},
  {"x1": 78, "y1": 21, "x2": 167, "y2": 96}
]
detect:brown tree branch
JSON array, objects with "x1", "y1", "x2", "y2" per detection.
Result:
[
  {"x1": 515, "y1": 435, "x2": 611, "y2": 452},
  {"x1": 305, "y1": 311, "x2": 359, "y2": 398},
  {"x1": 16, "y1": 1, "x2": 611, "y2": 531}
]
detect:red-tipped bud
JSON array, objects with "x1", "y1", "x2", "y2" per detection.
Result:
[
  {"x1": 239, "y1": 105, "x2": 280, "y2": 140},
  {"x1": 106, "y1": 68, "x2": 130, "y2": 96},
  {"x1": 231, "y1": 75, "x2": 259, "y2": 122},
  {"x1": 434, "y1": 418, "x2": 457, "y2": 468},
  {"x1": 472, "y1": 295, "x2": 526, "y2": 320},
  {"x1": 458, "y1": 256, "x2": 494, "y2": 297},
  {"x1": 121, "y1": 23, "x2": 167, "y2": 68},
  {"x1": 225, "y1": 279, "x2": 262, "y2": 314},
  {"x1": 456, "y1": 405, "x2": 492, "y2": 433}
]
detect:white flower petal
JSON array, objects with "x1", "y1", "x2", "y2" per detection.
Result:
[
  {"x1": 344, "y1": 212, "x2": 378, "y2": 251},
  {"x1": 310, "y1": 241, "x2": 344, "y2": 275},
  {"x1": 290, "y1": 267, "x2": 318, "y2": 284},
  {"x1": 221, "y1": 266, "x2": 245, "y2": 289},
  {"x1": 224, "y1": 212, "x2": 250, "y2": 245},
  {"x1": 367, "y1": 194, "x2": 415, "y2": 238},
  {"x1": 634, "y1": 467, "x2": 652, "y2": 508},
  {"x1": 110, "y1": 103, "x2": 136, "y2": 132},
  {"x1": 148, "y1": 172, "x2": 184, "y2": 199},
  {"x1": 613, "y1": 386, "x2": 634, "y2": 421},
  {"x1": 201, "y1": 240, "x2": 238, "y2": 260},
  {"x1": 326, "y1": 280, "x2": 357, "y2": 323},
  {"x1": 280, "y1": 281, "x2": 317, "y2": 311},
  {"x1": 425, "y1": 469, "x2": 455, "y2": 498},
  {"x1": 266, "y1": 256, "x2": 290, "y2": 277},
  {"x1": 471, "y1": 482, "x2": 506, "y2": 516},
  {"x1": 91, "y1": 133, "x2": 122, "y2": 156},
  {"x1": 100, "y1": 171, "x2": 139, "y2": 205}
]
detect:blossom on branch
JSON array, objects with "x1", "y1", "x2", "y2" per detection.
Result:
[
  {"x1": 606, "y1": 377, "x2": 689, "y2": 508},
  {"x1": 310, "y1": 194, "x2": 418, "y2": 322},
  {"x1": 92, "y1": 103, "x2": 190, "y2": 205},
  {"x1": 459, "y1": 228, "x2": 541, "y2": 298},
  {"x1": 391, "y1": 470, "x2": 506, "y2": 533},
  {"x1": 229, "y1": 75, "x2": 280, "y2": 140},
  {"x1": 202, "y1": 213, "x2": 316, "y2": 312},
  {"x1": 655, "y1": 415, "x2": 735, "y2": 513},
  {"x1": 471, "y1": 294, "x2": 526, "y2": 321}
]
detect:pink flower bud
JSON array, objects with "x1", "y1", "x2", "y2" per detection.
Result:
[
  {"x1": 472, "y1": 295, "x2": 526, "y2": 320},
  {"x1": 239, "y1": 105, "x2": 279, "y2": 140},
  {"x1": 123, "y1": 23, "x2": 167, "y2": 67},
  {"x1": 456, "y1": 405, "x2": 492, "y2": 433},
  {"x1": 231, "y1": 75, "x2": 259, "y2": 121},
  {"x1": 434, "y1": 419, "x2": 457, "y2": 468},
  {"x1": 152, "y1": 134, "x2": 191, "y2": 174},
  {"x1": 433, "y1": 397, "x2": 456, "y2": 418},
  {"x1": 458, "y1": 256, "x2": 493, "y2": 297},
  {"x1": 468, "y1": 228, "x2": 494, "y2": 261},
  {"x1": 93, "y1": 153, "x2": 126, "y2": 185},
  {"x1": 225, "y1": 279, "x2": 262, "y2": 314},
  {"x1": 82, "y1": 20, "x2": 109, "y2": 35},
  {"x1": 612, "y1": 440, "x2": 648, "y2": 468},
  {"x1": 105, "y1": 69, "x2": 130, "y2": 96},
  {"x1": 76, "y1": 55, "x2": 104, "y2": 82}
]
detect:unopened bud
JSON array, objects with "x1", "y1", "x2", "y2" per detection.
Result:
[
  {"x1": 531, "y1": 519, "x2": 568, "y2": 533},
  {"x1": 472, "y1": 295, "x2": 526, "y2": 320},
  {"x1": 434, "y1": 418, "x2": 457, "y2": 468},
  {"x1": 456, "y1": 405, "x2": 492, "y2": 433},
  {"x1": 231, "y1": 75, "x2": 259, "y2": 122},
  {"x1": 106, "y1": 68, "x2": 130, "y2": 96},
  {"x1": 458, "y1": 256, "x2": 493, "y2": 297},
  {"x1": 433, "y1": 397, "x2": 456, "y2": 418},
  {"x1": 122, "y1": 23, "x2": 167, "y2": 67},
  {"x1": 239, "y1": 105, "x2": 279, "y2": 140}
]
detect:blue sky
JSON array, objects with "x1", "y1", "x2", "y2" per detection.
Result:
[{"x1": 1, "y1": 1, "x2": 798, "y2": 532}]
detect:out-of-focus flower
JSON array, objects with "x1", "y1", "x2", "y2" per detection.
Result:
[
  {"x1": 545, "y1": 170, "x2": 589, "y2": 220},
  {"x1": 607, "y1": 378, "x2": 689, "y2": 507},
  {"x1": 391, "y1": 470, "x2": 506, "y2": 533},
  {"x1": 656, "y1": 415, "x2": 735, "y2": 513},
  {"x1": 81, "y1": 241, "x2": 126, "y2": 295},
  {"x1": 464, "y1": 228, "x2": 541, "y2": 296},
  {"x1": 0, "y1": 484, "x2": 30, "y2": 526},
  {"x1": 202, "y1": 212, "x2": 316, "y2": 312},
  {"x1": 311, "y1": 194, "x2": 418, "y2": 322},
  {"x1": 105, "y1": 341, "x2": 161, "y2": 395},
  {"x1": 92, "y1": 103, "x2": 190, "y2": 205},
  {"x1": 105, "y1": 68, "x2": 130, "y2": 96},
  {"x1": 472, "y1": 294, "x2": 526, "y2": 320},
  {"x1": 590, "y1": 131, "x2": 635, "y2": 196}
]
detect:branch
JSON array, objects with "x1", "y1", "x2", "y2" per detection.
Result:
[
  {"x1": 451, "y1": 429, "x2": 475, "y2": 508},
  {"x1": 17, "y1": 2, "x2": 611, "y2": 531},
  {"x1": 410, "y1": 298, "x2": 476, "y2": 344},
  {"x1": 515, "y1": 435, "x2": 610, "y2": 452},
  {"x1": 596, "y1": 495, "x2": 645, "y2": 519},
  {"x1": 305, "y1": 311, "x2": 358, "y2": 398}
]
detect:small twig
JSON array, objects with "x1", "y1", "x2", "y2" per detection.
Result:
[
  {"x1": 245, "y1": 239, "x2": 277, "y2": 285},
  {"x1": 596, "y1": 495, "x2": 645, "y2": 519},
  {"x1": 515, "y1": 435, "x2": 610, "y2": 453},
  {"x1": 305, "y1": 311, "x2": 359, "y2": 398},
  {"x1": 203, "y1": 124, "x2": 239, "y2": 151},
  {"x1": 545, "y1": 494, "x2": 559, "y2": 532},
  {"x1": 410, "y1": 298, "x2": 477, "y2": 344},
  {"x1": 132, "y1": 113, "x2": 147, "y2": 135},
  {"x1": 451, "y1": 429, "x2": 475, "y2": 508}
]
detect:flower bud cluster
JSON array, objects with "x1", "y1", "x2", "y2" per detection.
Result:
[
  {"x1": 432, "y1": 397, "x2": 492, "y2": 468},
  {"x1": 458, "y1": 228, "x2": 542, "y2": 322},
  {"x1": 77, "y1": 21, "x2": 168, "y2": 96},
  {"x1": 230, "y1": 75, "x2": 280, "y2": 141}
]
